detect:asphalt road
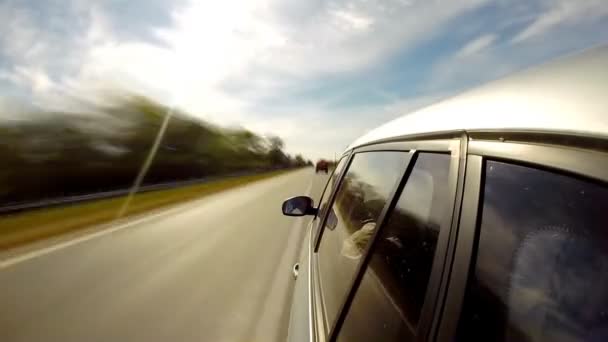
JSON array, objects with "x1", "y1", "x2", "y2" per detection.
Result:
[{"x1": 0, "y1": 168, "x2": 329, "y2": 342}]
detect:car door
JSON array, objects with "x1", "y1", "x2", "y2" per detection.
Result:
[
  {"x1": 288, "y1": 157, "x2": 349, "y2": 342},
  {"x1": 311, "y1": 138, "x2": 463, "y2": 342},
  {"x1": 436, "y1": 137, "x2": 608, "y2": 342}
]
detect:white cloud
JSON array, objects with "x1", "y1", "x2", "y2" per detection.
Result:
[
  {"x1": 456, "y1": 33, "x2": 497, "y2": 57},
  {"x1": 426, "y1": 0, "x2": 608, "y2": 97},
  {"x1": 210, "y1": 0, "x2": 489, "y2": 77},
  {"x1": 428, "y1": 33, "x2": 504, "y2": 92},
  {"x1": 512, "y1": 0, "x2": 608, "y2": 43},
  {"x1": 1, "y1": 0, "x2": 605, "y2": 159},
  {"x1": 44, "y1": 0, "x2": 490, "y2": 144},
  {"x1": 427, "y1": 50, "x2": 511, "y2": 95},
  {"x1": 11, "y1": 66, "x2": 55, "y2": 93},
  {"x1": 249, "y1": 93, "x2": 445, "y2": 160},
  {"x1": 148, "y1": 0, "x2": 490, "y2": 148},
  {"x1": 0, "y1": 3, "x2": 39, "y2": 62},
  {"x1": 331, "y1": 9, "x2": 374, "y2": 31}
]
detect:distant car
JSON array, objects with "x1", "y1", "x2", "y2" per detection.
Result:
[
  {"x1": 315, "y1": 160, "x2": 329, "y2": 173},
  {"x1": 281, "y1": 46, "x2": 608, "y2": 342}
]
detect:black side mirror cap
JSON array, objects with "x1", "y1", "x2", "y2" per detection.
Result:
[{"x1": 282, "y1": 196, "x2": 318, "y2": 217}]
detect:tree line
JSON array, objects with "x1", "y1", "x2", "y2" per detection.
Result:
[{"x1": 0, "y1": 94, "x2": 311, "y2": 205}]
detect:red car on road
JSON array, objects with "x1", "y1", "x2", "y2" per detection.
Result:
[{"x1": 315, "y1": 160, "x2": 329, "y2": 173}]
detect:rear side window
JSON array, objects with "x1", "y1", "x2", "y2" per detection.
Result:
[
  {"x1": 458, "y1": 160, "x2": 608, "y2": 342},
  {"x1": 317, "y1": 151, "x2": 411, "y2": 331},
  {"x1": 337, "y1": 153, "x2": 451, "y2": 341}
]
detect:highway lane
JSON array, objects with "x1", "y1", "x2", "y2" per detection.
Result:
[{"x1": 0, "y1": 168, "x2": 329, "y2": 342}]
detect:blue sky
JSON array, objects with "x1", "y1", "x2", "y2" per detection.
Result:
[{"x1": 1, "y1": 0, "x2": 607, "y2": 160}]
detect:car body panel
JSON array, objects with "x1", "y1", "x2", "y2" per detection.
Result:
[
  {"x1": 286, "y1": 46, "x2": 608, "y2": 342},
  {"x1": 287, "y1": 219, "x2": 314, "y2": 342}
]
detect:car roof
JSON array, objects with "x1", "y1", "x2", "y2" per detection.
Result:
[{"x1": 347, "y1": 45, "x2": 608, "y2": 151}]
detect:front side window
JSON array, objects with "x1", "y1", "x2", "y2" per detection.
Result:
[
  {"x1": 317, "y1": 151, "x2": 411, "y2": 331},
  {"x1": 317, "y1": 157, "x2": 348, "y2": 223},
  {"x1": 458, "y1": 160, "x2": 608, "y2": 342},
  {"x1": 337, "y1": 153, "x2": 452, "y2": 342}
]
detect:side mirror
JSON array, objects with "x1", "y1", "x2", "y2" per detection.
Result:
[{"x1": 282, "y1": 196, "x2": 318, "y2": 216}]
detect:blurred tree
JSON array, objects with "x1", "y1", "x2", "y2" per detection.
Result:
[
  {"x1": 294, "y1": 154, "x2": 306, "y2": 167},
  {"x1": 0, "y1": 92, "x2": 301, "y2": 205},
  {"x1": 267, "y1": 136, "x2": 284, "y2": 150}
]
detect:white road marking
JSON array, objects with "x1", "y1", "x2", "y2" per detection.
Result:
[{"x1": 0, "y1": 204, "x2": 193, "y2": 269}]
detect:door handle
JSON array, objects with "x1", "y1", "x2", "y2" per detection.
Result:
[{"x1": 292, "y1": 263, "x2": 300, "y2": 279}]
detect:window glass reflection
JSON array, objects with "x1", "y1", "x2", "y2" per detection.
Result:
[
  {"x1": 338, "y1": 153, "x2": 451, "y2": 342},
  {"x1": 318, "y1": 151, "x2": 411, "y2": 330},
  {"x1": 458, "y1": 161, "x2": 608, "y2": 342},
  {"x1": 317, "y1": 158, "x2": 348, "y2": 222}
]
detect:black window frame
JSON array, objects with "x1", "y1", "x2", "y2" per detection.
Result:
[
  {"x1": 309, "y1": 137, "x2": 463, "y2": 342},
  {"x1": 312, "y1": 155, "x2": 352, "y2": 245},
  {"x1": 436, "y1": 135, "x2": 608, "y2": 342}
]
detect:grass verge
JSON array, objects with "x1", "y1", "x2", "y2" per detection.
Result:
[{"x1": 0, "y1": 169, "x2": 293, "y2": 251}]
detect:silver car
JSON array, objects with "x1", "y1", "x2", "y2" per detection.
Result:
[{"x1": 282, "y1": 46, "x2": 608, "y2": 342}]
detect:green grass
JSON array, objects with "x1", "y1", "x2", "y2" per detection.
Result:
[{"x1": 0, "y1": 169, "x2": 293, "y2": 250}]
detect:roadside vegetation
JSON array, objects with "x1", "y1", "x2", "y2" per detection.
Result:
[
  {"x1": 0, "y1": 168, "x2": 294, "y2": 250},
  {"x1": 0, "y1": 93, "x2": 311, "y2": 206},
  {"x1": 0, "y1": 92, "x2": 312, "y2": 250}
]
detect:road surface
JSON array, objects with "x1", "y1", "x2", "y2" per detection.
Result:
[{"x1": 0, "y1": 168, "x2": 328, "y2": 342}]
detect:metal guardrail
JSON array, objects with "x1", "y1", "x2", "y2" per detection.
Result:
[{"x1": 0, "y1": 167, "x2": 296, "y2": 215}]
